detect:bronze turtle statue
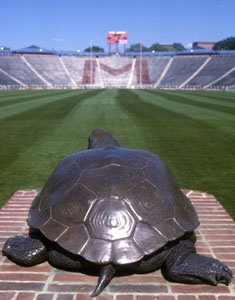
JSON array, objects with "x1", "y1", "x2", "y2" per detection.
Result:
[{"x1": 3, "y1": 129, "x2": 233, "y2": 296}]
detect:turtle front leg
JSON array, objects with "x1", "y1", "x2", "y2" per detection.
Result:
[
  {"x1": 2, "y1": 236, "x2": 47, "y2": 266},
  {"x1": 162, "y1": 238, "x2": 233, "y2": 285}
]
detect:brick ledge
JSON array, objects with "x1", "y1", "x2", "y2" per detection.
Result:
[{"x1": 0, "y1": 189, "x2": 234, "y2": 300}]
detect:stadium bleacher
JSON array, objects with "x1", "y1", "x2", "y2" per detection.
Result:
[
  {"x1": 159, "y1": 56, "x2": 208, "y2": 87},
  {"x1": 24, "y1": 55, "x2": 73, "y2": 87},
  {"x1": 0, "y1": 51, "x2": 235, "y2": 89},
  {"x1": 99, "y1": 56, "x2": 133, "y2": 87},
  {"x1": 0, "y1": 69, "x2": 20, "y2": 86},
  {"x1": 187, "y1": 55, "x2": 235, "y2": 87},
  {"x1": 0, "y1": 55, "x2": 45, "y2": 86}
]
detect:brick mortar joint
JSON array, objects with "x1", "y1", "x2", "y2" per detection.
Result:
[{"x1": 0, "y1": 189, "x2": 235, "y2": 299}]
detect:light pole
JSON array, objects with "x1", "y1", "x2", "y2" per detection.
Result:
[
  {"x1": 90, "y1": 40, "x2": 93, "y2": 85},
  {"x1": 140, "y1": 41, "x2": 142, "y2": 87}
]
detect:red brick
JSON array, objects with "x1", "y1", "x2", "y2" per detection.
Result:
[
  {"x1": 0, "y1": 263, "x2": 52, "y2": 272},
  {"x1": 196, "y1": 247, "x2": 211, "y2": 254},
  {"x1": 171, "y1": 284, "x2": 230, "y2": 293},
  {"x1": 200, "y1": 220, "x2": 234, "y2": 225},
  {"x1": 201, "y1": 225, "x2": 235, "y2": 229},
  {"x1": 215, "y1": 253, "x2": 235, "y2": 260},
  {"x1": 223, "y1": 261, "x2": 235, "y2": 267},
  {"x1": 200, "y1": 229, "x2": 235, "y2": 234},
  {"x1": 199, "y1": 215, "x2": 231, "y2": 219},
  {"x1": 116, "y1": 295, "x2": 133, "y2": 300},
  {"x1": 75, "y1": 295, "x2": 93, "y2": 300},
  {"x1": 213, "y1": 247, "x2": 235, "y2": 253},
  {"x1": 210, "y1": 241, "x2": 235, "y2": 246},
  {"x1": 205, "y1": 235, "x2": 235, "y2": 240},
  {"x1": 157, "y1": 296, "x2": 175, "y2": 300},
  {"x1": 198, "y1": 296, "x2": 217, "y2": 300},
  {"x1": 110, "y1": 284, "x2": 168, "y2": 293},
  {"x1": 178, "y1": 296, "x2": 197, "y2": 300},
  {"x1": 0, "y1": 222, "x2": 25, "y2": 226},
  {"x1": 0, "y1": 282, "x2": 44, "y2": 291},
  {"x1": 136, "y1": 296, "x2": 155, "y2": 300},
  {"x1": 1, "y1": 189, "x2": 235, "y2": 300},
  {"x1": 36, "y1": 294, "x2": 54, "y2": 300},
  {"x1": 0, "y1": 273, "x2": 48, "y2": 281},
  {"x1": 95, "y1": 295, "x2": 113, "y2": 300},
  {"x1": 0, "y1": 226, "x2": 23, "y2": 231},
  {"x1": 48, "y1": 284, "x2": 94, "y2": 293},
  {"x1": 0, "y1": 232, "x2": 19, "y2": 236},
  {"x1": 0, "y1": 293, "x2": 16, "y2": 300},
  {"x1": 196, "y1": 241, "x2": 207, "y2": 247},
  {"x1": 56, "y1": 295, "x2": 74, "y2": 300},
  {"x1": 53, "y1": 273, "x2": 96, "y2": 283},
  {"x1": 15, "y1": 293, "x2": 35, "y2": 300},
  {"x1": 113, "y1": 274, "x2": 166, "y2": 283}
]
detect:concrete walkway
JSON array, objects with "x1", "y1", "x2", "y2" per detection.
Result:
[{"x1": 0, "y1": 189, "x2": 234, "y2": 300}]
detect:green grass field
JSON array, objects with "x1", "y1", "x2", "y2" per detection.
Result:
[{"x1": 0, "y1": 89, "x2": 235, "y2": 219}]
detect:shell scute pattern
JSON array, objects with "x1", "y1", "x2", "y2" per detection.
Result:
[
  {"x1": 40, "y1": 218, "x2": 67, "y2": 241},
  {"x1": 133, "y1": 223, "x2": 167, "y2": 255},
  {"x1": 29, "y1": 146, "x2": 199, "y2": 264},
  {"x1": 81, "y1": 238, "x2": 112, "y2": 264},
  {"x1": 79, "y1": 166, "x2": 145, "y2": 198},
  {"x1": 57, "y1": 224, "x2": 90, "y2": 255},
  {"x1": 123, "y1": 180, "x2": 174, "y2": 226},
  {"x1": 112, "y1": 238, "x2": 144, "y2": 264},
  {"x1": 51, "y1": 183, "x2": 97, "y2": 226},
  {"x1": 174, "y1": 194, "x2": 199, "y2": 231},
  {"x1": 28, "y1": 207, "x2": 50, "y2": 229},
  {"x1": 86, "y1": 198, "x2": 136, "y2": 241},
  {"x1": 28, "y1": 153, "x2": 82, "y2": 227}
]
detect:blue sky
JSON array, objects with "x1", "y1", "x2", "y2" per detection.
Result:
[{"x1": 1, "y1": 0, "x2": 235, "y2": 51}]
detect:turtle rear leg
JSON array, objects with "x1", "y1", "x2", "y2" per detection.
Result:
[
  {"x1": 2, "y1": 236, "x2": 47, "y2": 266},
  {"x1": 162, "y1": 239, "x2": 233, "y2": 285}
]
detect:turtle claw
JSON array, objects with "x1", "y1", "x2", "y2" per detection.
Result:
[{"x1": 206, "y1": 261, "x2": 233, "y2": 286}]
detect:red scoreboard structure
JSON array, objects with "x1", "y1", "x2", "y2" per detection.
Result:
[{"x1": 107, "y1": 31, "x2": 128, "y2": 54}]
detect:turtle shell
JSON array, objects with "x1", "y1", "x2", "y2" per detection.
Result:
[{"x1": 28, "y1": 146, "x2": 199, "y2": 265}]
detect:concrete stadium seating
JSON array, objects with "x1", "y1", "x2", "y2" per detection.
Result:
[
  {"x1": 0, "y1": 53, "x2": 235, "y2": 89},
  {"x1": 0, "y1": 55, "x2": 45, "y2": 86},
  {"x1": 141, "y1": 56, "x2": 170, "y2": 85},
  {"x1": 25, "y1": 55, "x2": 73, "y2": 87},
  {"x1": 188, "y1": 55, "x2": 235, "y2": 87},
  {"x1": 160, "y1": 56, "x2": 207, "y2": 87},
  {"x1": 214, "y1": 69, "x2": 235, "y2": 87},
  {"x1": 0, "y1": 70, "x2": 20, "y2": 86},
  {"x1": 99, "y1": 56, "x2": 133, "y2": 87},
  {"x1": 62, "y1": 56, "x2": 89, "y2": 86}
]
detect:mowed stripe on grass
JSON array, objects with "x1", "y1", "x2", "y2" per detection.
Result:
[
  {"x1": 116, "y1": 89, "x2": 235, "y2": 218},
  {"x1": 0, "y1": 89, "x2": 235, "y2": 220}
]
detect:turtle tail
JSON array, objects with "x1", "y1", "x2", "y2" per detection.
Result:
[{"x1": 91, "y1": 264, "x2": 116, "y2": 297}]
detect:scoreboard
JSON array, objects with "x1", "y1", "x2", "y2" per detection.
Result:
[{"x1": 107, "y1": 31, "x2": 128, "y2": 45}]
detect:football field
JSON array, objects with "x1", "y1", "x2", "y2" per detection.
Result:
[{"x1": 0, "y1": 89, "x2": 235, "y2": 219}]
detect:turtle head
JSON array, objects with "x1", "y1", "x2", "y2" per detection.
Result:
[{"x1": 88, "y1": 128, "x2": 120, "y2": 149}]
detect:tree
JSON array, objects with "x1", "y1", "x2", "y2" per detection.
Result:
[
  {"x1": 126, "y1": 43, "x2": 149, "y2": 52},
  {"x1": 213, "y1": 37, "x2": 235, "y2": 50},
  {"x1": 84, "y1": 46, "x2": 104, "y2": 52},
  {"x1": 149, "y1": 43, "x2": 168, "y2": 52},
  {"x1": 172, "y1": 43, "x2": 185, "y2": 51}
]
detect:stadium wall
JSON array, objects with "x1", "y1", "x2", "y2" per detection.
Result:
[{"x1": 0, "y1": 52, "x2": 235, "y2": 90}]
